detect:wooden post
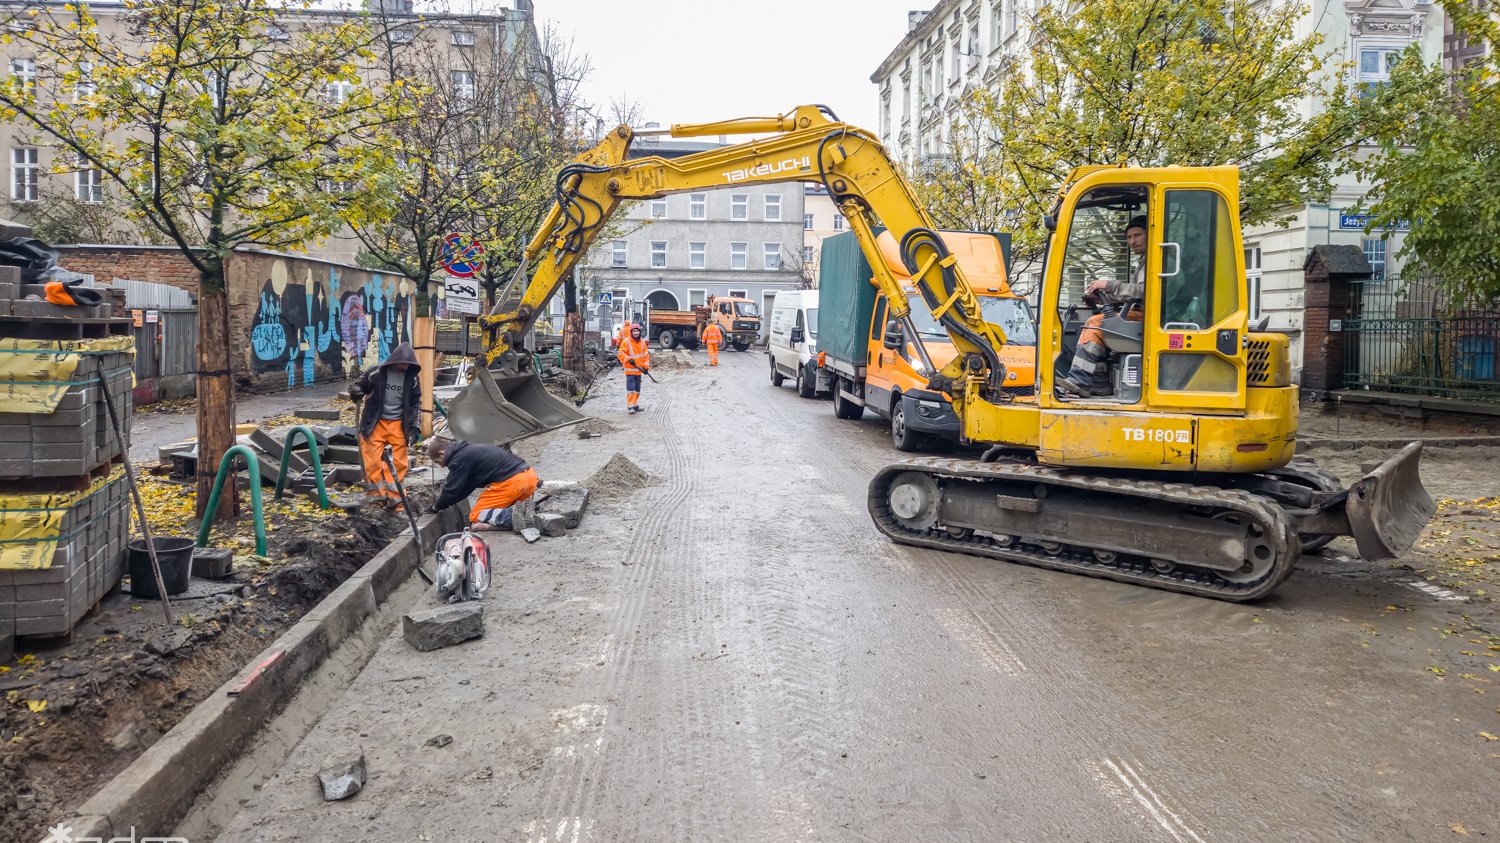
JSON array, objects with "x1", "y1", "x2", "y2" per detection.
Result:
[
  {"x1": 195, "y1": 271, "x2": 237, "y2": 520},
  {"x1": 563, "y1": 270, "x2": 584, "y2": 373},
  {"x1": 414, "y1": 281, "x2": 438, "y2": 440}
]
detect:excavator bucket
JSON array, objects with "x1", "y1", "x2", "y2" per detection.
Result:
[
  {"x1": 444, "y1": 367, "x2": 586, "y2": 445},
  {"x1": 1345, "y1": 441, "x2": 1435, "y2": 561}
]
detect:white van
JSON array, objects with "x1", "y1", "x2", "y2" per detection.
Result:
[{"x1": 767, "y1": 290, "x2": 831, "y2": 398}]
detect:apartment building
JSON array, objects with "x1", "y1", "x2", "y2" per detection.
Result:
[
  {"x1": 869, "y1": 0, "x2": 1450, "y2": 371},
  {"x1": 1, "y1": 0, "x2": 547, "y2": 265},
  {"x1": 801, "y1": 182, "x2": 846, "y2": 288},
  {"x1": 572, "y1": 138, "x2": 807, "y2": 346}
]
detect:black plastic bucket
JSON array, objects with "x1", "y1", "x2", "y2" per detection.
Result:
[{"x1": 128, "y1": 537, "x2": 195, "y2": 597}]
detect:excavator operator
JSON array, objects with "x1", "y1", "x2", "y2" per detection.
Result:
[
  {"x1": 1057, "y1": 215, "x2": 1147, "y2": 398},
  {"x1": 617, "y1": 323, "x2": 651, "y2": 413}
]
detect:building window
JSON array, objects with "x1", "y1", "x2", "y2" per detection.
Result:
[
  {"x1": 730, "y1": 242, "x2": 747, "y2": 270},
  {"x1": 689, "y1": 193, "x2": 706, "y2": 219},
  {"x1": 968, "y1": 23, "x2": 980, "y2": 67},
  {"x1": 950, "y1": 37, "x2": 961, "y2": 80},
  {"x1": 76, "y1": 167, "x2": 103, "y2": 204},
  {"x1": 728, "y1": 289, "x2": 747, "y2": 299},
  {"x1": 688, "y1": 288, "x2": 707, "y2": 307},
  {"x1": 1362, "y1": 237, "x2": 1387, "y2": 281},
  {"x1": 832, "y1": 214, "x2": 845, "y2": 231},
  {"x1": 1006, "y1": 0, "x2": 1019, "y2": 38},
  {"x1": 802, "y1": 246, "x2": 815, "y2": 263},
  {"x1": 326, "y1": 80, "x2": 354, "y2": 104},
  {"x1": 764, "y1": 193, "x2": 782, "y2": 221},
  {"x1": 266, "y1": 24, "x2": 290, "y2": 41},
  {"x1": 611, "y1": 240, "x2": 627, "y2": 268},
  {"x1": 804, "y1": 214, "x2": 814, "y2": 230},
  {"x1": 8, "y1": 57, "x2": 35, "y2": 96},
  {"x1": 11, "y1": 147, "x2": 37, "y2": 202},
  {"x1": 451, "y1": 30, "x2": 475, "y2": 46},
  {"x1": 650, "y1": 241, "x2": 667, "y2": 268},
  {"x1": 689, "y1": 241, "x2": 705, "y2": 269},
  {"x1": 1244, "y1": 245, "x2": 1263, "y2": 322},
  {"x1": 763, "y1": 243, "x2": 782, "y2": 270},
  {"x1": 388, "y1": 29, "x2": 415, "y2": 44},
  {"x1": 649, "y1": 198, "x2": 667, "y2": 219},
  {"x1": 451, "y1": 70, "x2": 475, "y2": 102},
  {"x1": 731, "y1": 194, "x2": 748, "y2": 220},
  {"x1": 73, "y1": 61, "x2": 95, "y2": 102}
]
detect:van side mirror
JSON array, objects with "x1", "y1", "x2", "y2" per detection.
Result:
[
  {"x1": 790, "y1": 327, "x2": 805, "y2": 344},
  {"x1": 882, "y1": 319, "x2": 904, "y2": 350}
]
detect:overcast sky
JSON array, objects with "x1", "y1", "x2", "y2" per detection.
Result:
[{"x1": 535, "y1": 0, "x2": 922, "y2": 132}]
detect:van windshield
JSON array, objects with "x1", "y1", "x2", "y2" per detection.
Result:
[
  {"x1": 735, "y1": 302, "x2": 760, "y2": 318},
  {"x1": 979, "y1": 297, "x2": 1037, "y2": 345},
  {"x1": 904, "y1": 295, "x2": 949, "y2": 341},
  {"x1": 806, "y1": 308, "x2": 818, "y2": 338}
]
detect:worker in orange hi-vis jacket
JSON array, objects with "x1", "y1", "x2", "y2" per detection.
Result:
[
  {"x1": 616, "y1": 323, "x2": 651, "y2": 414},
  {"x1": 702, "y1": 322, "x2": 724, "y2": 366}
]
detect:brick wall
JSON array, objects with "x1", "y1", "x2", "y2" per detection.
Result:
[{"x1": 55, "y1": 245, "x2": 202, "y2": 296}]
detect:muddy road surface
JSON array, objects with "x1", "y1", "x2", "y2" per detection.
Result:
[{"x1": 205, "y1": 352, "x2": 1499, "y2": 842}]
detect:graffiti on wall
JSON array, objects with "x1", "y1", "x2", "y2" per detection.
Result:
[{"x1": 249, "y1": 260, "x2": 413, "y2": 387}]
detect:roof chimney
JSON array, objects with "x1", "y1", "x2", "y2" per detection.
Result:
[{"x1": 908, "y1": 10, "x2": 928, "y2": 32}]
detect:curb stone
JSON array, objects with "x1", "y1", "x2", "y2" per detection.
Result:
[
  {"x1": 1298, "y1": 435, "x2": 1500, "y2": 452},
  {"x1": 45, "y1": 507, "x2": 465, "y2": 841}
]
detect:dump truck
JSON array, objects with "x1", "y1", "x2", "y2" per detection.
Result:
[
  {"x1": 649, "y1": 294, "x2": 760, "y2": 351},
  {"x1": 818, "y1": 229, "x2": 1037, "y2": 451}
]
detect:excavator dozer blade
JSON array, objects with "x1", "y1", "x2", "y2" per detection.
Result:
[
  {"x1": 444, "y1": 367, "x2": 586, "y2": 445},
  {"x1": 1345, "y1": 441, "x2": 1435, "y2": 562}
]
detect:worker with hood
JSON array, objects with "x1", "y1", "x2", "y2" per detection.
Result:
[
  {"x1": 427, "y1": 437, "x2": 540, "y2": 531},
  {"x1": 702, "y1": 320, "x2": 724, "y2": 366},
  {"x1": 349, "y1": 341, "x2": 422, "y2": 509},
  {"x1": 616, "y1": 322, "x2": 650, "y2": 413}
]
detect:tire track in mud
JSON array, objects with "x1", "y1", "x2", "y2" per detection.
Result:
[
  {"x1": 765, "y1": 386, "x2": 1219, "y2": 842},
  {"x1": 526, "y1": 388, "x2": 711, "y2": 843}
]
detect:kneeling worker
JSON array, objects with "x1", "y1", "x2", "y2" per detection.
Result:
[{"x1": 427, "y1": 438, "x2": 540, "y2": 532}]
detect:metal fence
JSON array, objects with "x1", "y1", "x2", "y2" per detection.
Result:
[
  {"x1": 130, "y1": 309, "x2": 198, "y2": 401},
  {"x1": 1343, "y1": 275, "x2": 1500, "y2": 402}
]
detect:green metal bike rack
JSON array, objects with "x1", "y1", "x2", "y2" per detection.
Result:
[
  {"x1": 273, "y1": 425, "x2": 330, "y2": 510},
  {"x1": 196, "y1": 445, "x2": 267, "y2": 557}
]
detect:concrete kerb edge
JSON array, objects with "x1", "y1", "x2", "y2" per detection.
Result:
[
  {"x1": 53, "y1": 507, "x2": 465, "y2": 841},
  {"x1": 1298, "y1": 435, "x2": 1500, "y2": 452}
]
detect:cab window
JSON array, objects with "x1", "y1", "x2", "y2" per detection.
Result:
[
  {"x1": 871, "y1": 296, "x2": 887, "y2": 340},
  {"x1": 1057, "y1": 185, "x2": 1148, "y2": 312},
  {"x1": 1160, "y1": 190, "x2": 1239, "y2": 329}
]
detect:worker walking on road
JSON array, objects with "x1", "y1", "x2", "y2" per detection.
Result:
[
  {"x1": 427, "y1": 438, "x2": 540, "y2": 531},
  {"x1": 350, "y1": 342, "x2": 422, "y2": 509},
  {"x1": 617, "y1": 323, "x2": 651, "y2": 414},
  {"x1": 702, "y1": 322, "x2": 724, "y2": 366}
]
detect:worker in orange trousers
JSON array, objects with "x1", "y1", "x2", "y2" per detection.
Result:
[
  {"x1": 616, "y1": 323, "x2": 651, "y2": 414},
  {"x1": 350, "y1": 342, "x2": 421, "y2": 509},
  {"x1": 702, "y1": 322, "x2": 724, "y2": 366}
]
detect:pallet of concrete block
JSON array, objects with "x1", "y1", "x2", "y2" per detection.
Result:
[
  {"x1": 0, "y1": 333, "x2": 135, "y2": 479},
  {"x1": 0, "y1": 463, "x2": 130, "y2": 641}
]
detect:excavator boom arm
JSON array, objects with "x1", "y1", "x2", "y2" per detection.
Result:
[{"x1": 479, "y1": 105, "x2": 1010, "y2": 395}]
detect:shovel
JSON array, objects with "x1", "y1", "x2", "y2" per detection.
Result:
[{"x1": 382, "y1": 444, "x2": 432, "y2": 584}]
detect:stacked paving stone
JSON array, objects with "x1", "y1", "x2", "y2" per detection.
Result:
[{"x1": 0, "y1": 264, "x2": 135, "y2": 645}]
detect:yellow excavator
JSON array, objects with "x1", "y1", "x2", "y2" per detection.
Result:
[{"x1": 446, "y1": 105, "x2": 1434, "y2": 601}]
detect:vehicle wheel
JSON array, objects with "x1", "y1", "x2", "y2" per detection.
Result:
[
  {"x1": 833, "y1": 378, "x2": 864, "y2": 420},
  {"x1": 770, "y1": 356, "x2": 785, "y2": 387},
  {"x1": 732, "y1": 341, "x2": 751, "y2": 352},
  {"x1": 656, "y1": 329, "x2": 677, "y2": 350},
  {"x1": 890, "y1": 398, "x2": 922, "y2": 452},
  {"x1": 796, "y1": 362, "x2": 817, "y2": 398}
]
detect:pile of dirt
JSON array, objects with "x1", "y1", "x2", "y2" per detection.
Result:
[
  {"x1": 575, "y1": 417, "x2": 617, "y2": 438},
  {"x1": 650, "y1": 350, "x2": 697, "y2": 371},
  {"x1": 585, "y1": 453, "x2": 655, "y2": 500}
]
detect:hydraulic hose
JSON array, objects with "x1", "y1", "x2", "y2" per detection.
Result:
[{"x1": 898, "y1": 227, "x2": 1005, "y2": 392}]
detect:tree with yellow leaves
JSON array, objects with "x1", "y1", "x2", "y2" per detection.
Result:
[
  {"x1": 0, "y1": 0, "x2": 409, "y2": 519},
  {"x1": 917, "y1": 0, "x2": 1362, "y2": 279}
]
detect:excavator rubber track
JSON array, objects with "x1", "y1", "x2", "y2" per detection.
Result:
[{"x1": 868, "y1": 458, "x2": 1300, "y2": 602}]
